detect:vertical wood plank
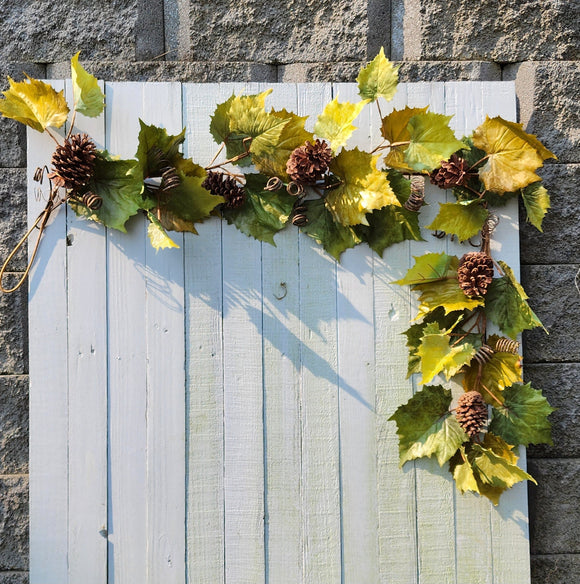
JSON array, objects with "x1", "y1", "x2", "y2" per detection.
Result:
[
  {"x1": 28, "y1": 79, "x2": 69, "y2": 584},
  {"x1": 296, "y1": 83, "x2": 343, "y2": 584},
  {"x1": 105, "y1": 82, "x2": 148, "y2": 584},
  {"x1": 143, "y1": 83, "x2": 186, "y2": 583},
  {"x1": 372, "y1": 83, "x2": 420, "y2": 584},
  {"x1": 65, "y1": 79, "x2": 108, "y2": 584},
  {"x1": 183, "y1": 83, "x2": 228, "y2": 583},
  {"x1": 407, "y1": 82, "x2": 457, "y2": 584},
  {"x1": 333, "y1": 82, "x2": 379, "y2": 584},
  {"x1": 482, "y1": 81, "x2": 532, "y2": 584},
  {"x1": 444, "y1": 81, "x2": 494, "y2": 584},
  {"x1": 222, "y1": 82, "x2": 266, "y2": 584},
  {"x1": 261, "y1": 84, "x2": 303, "y2": 584}
]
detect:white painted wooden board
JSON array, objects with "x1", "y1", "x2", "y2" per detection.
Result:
[{"x1": 27, "y1": 81, "x2": 531, "y2": 584}]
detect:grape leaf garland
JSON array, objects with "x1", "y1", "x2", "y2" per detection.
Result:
[{"x1": 0, "y1": 50, "x2": 556, "y2": 504}]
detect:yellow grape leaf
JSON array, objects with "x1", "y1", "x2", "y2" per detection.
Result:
[
  {"x1": 147, "y1": 213, "x2": 180, "y2": 250},
  {"x1": 381, "y1": 106, "x2": 428, "y2": 171},
  {"x1": 71, "y1": 52, "x2": 104, "y2": 118},
  {"x1": 394, "y1": 252, "x2": 457, "y2": 286},
  {"x1": 0, "y1": 75, "x2": 69, "y2": 132},
  {"x1": 463, "y1": 351, "x2": 523, "y2": 404},
  {"x1": 417, "y1": 322, "x2": 475, "y2": 384},
  {"x1": 416, "y1": 278, "x2": 484, "y2": 317},
  {"x1": 313, "y1": 97, "x2": 369, "y2": 152},
  {"x1": 357, "y1": 47, "x2": 399, "y2": 102},
  {"x1": 325, "y1": 147, "x2": 398, "y2": 226},
  {"x1": 472, "y1": 116, "x2": 556, "y2": 193},
  {"x1": 253, "y1": 109, "x2": 313, "y2": 179}
]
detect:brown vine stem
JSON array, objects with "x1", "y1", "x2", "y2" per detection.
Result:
[
  {"x1": 480, "y1": 383, "x2": 503, "y2": 407},
  {"x1": 467, "y1": 154, "x2": 490, "y2": 172},
  {"x1": 66, "y1": 109, "x2": 77, "y2": 141},
  {"x1": 45, "y1": 127, "x2": 61, "y2": 147},
  {"x1": 206, "y1": 142, "x2": 225, "y2": 169}
]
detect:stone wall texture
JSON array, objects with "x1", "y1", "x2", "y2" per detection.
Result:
[{"x1": 0, "y1": 1, "x2": 578, "y2": 581}]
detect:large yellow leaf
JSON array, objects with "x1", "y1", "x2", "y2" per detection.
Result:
[
  {"x1": 381, "y1": 106, "x2": 428, "y2": 171},
  {"x1": 325, "y1": 147, "x2": 398, "y2": 226},
  {"x1": 0, "y1": 75, "x2": 69, "y2": 132},
  {"x1": 313, "y1": 97, "x2": 369, "y2": 152},
  {"x1": 357, "y1": 47, "x2": 399, "y2": 102},
  {"x1": 472, "y1": 116, "x2": 556, "y2": 193},
  {"x1": 71, "y1": 52, "x2": 104, "y2": 118},
  {"x1": 416, "y1": 277, "x2": 484, "y2": 317}
]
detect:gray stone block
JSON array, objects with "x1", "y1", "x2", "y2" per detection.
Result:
[
  {"x1": 391, "y1": 0, "x2": 579, "y2": 62},
  {"x1": 521, "y1": 264, "x2": 580, "y2": 363},
  {"x1": 46, "y1": 60, "x2": 277, "y2": 83},
  {"x1": 0, "y1": 377, "x2": 28, "y2": 475},
  {"x1": 525, "y1": 364, "x2": 580, "y2": 459},
  {"x1": 278, "y1": 60, "x2": 502, "y2": 83},
  {"x1": 531, "y1": 555, "x2": 580, "y2": 584},
  {"x1": 0, "y1": 274, "x2": 28, "y2": 376},
  {"x1": 0, "y1": 1, "x2": 138, "y2": 62},
  {"x1": 170, "y1": 0, "x2": 370, "y2": 63},
  {"x1": 528, "y1": 459, "x2": 580, "y2": 555},
  {"x1": 0, "y1": 476, "x2": 28, "y2": 571},
  {"x1": 135, "y1": 0, "x2": 165, "y2": 60},
  {"x1": 504, "y1": 62, "x2": 580, "y2": 164},
  {"x1": 0, "y1": 170, "x2": 27, "y2": 274},
  {"x1": 520, "y1": 164, "x2": 580, "y2": 265},
  {"x1": 0, "y1": 574, "x2": 28, "y2": 584}
]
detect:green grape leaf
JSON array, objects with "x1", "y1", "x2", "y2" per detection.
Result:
[
  {"x1": 393, "y1": 252, "x2": 457, "y2": 286},
  {"x1": 405, "y1": 112, "x2": 464, "y2": 172},
  {"x1": 222, "y1": 173, "x2": 294, "y2": 245},
  {"x1": 252, "y1": 109, "x2": 313, "y2": 179},
  {"x1": 70, "y1": 52, "x2": 104, "y2": 118},
  {"x1": 450, "y1": 447, "x2": 479, "y2": 494},
  {"x1": 521, "y1": 181, "x2": 551, "y2": 232},
  {"x1": 426, "y1": 201, "x2": 489, "y2": 242},
  {"x1": 416, "y1": 278, "x2": 484, "y2": 317},
  {"x1": 417, "y1": 322, "x2": 475, "y2": 384},
  {"x1": 472, "y1": 116, "x2": 556, "y2": 193},
  {"x1": 0, "y1": 75, "x2": 69, "y2": 132},
  {"x1": 384, "y1": 169, "x2": 411, "y2": 204},
  {"x1": 325, "y1": 147, "x2": 399, "y2": 226},
  {"x1": 157, "y1": 173, "x2": 223, "y2": 234},
  {"x1": 69, "y1": 150, "x2": 145, "y2": 232},
  {"x1": 300, "y1": 198, "x2": 360, "y2": 260},
  {"x1": 463, "y1": 351, "x2": 522, "y2": 404},
  {"x1": 357, "y1": 47, "x2": 399, "y2": 102},
  {"x1": 210, "y1": 91, "x2": 289, "y2": 166},
  {"x1": 485, "y1": 260, "x2": 545, "y2": 338},
  {"x1": 313, "y1": 98, "x2": 369, "y2": 152},
  {"x1": 389, "y1": 385, "x2": 468, "y2": 466},
  {"x1": 381, "y1": 106, "x2": 428, "y2": 172},
  {"x1": 489, "y1": 383, "x2": 555, "y2": 446},
  {"x1": 147, "y1": 212, "x2": 180, "y2": 250},
  {"x1": 355, "y1": 204, "x2": 423, "y2": 256},
  {"x1": 403, "y1": 308, "x2": 466, "y2": 377}
]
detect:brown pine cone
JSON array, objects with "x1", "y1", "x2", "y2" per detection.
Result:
[
  {"x1": 48, "y1": 133, "x2": 97, "y2": 191},
  {"x1": 286, "y1": 139, "x2": 332, "y2": 184},
  {"x1": 456, "y1": 391, "x2": 488, "y2": 438},
  {"x1": 202, "y1": 171, "x2": 246, "y2": 209},
  {"x1": 429, "y1": 154, "x2": 472, "y2": 189},
  {"x1": 457, "y1": 251, "x2": 494, "y2": 297}
]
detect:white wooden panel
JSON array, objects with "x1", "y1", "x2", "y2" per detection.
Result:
[
  {"x1": 221, "y1": 82, "x2": 267, "y2": 584},
  {"x1": 28, "y1": 79, "x2": 69, "y2": 584},
  {"x1": 183, "y1": 83, "x2": 227, "y2": 583},
  {"x1": 65, "y1": 79, "x2": 108, "y2": 584},
  {"x1": 105, "y1": 82, "x2": 148, "y2": 583},
  {"x1": 482, "y1": 82, "x2": 533, "y2": 584},
  {"x1": 444, "y1": 81, "x2": 494, "y2": 584},
  {"x1": 261, "y1": 84, "x2": 303, "y2": 583},
  {"x1": 334, "y1": 82, "x2": 379, "y2": 584},
  {"x1": 407, "y1": 82, "x2": 458, "y2": 584},
  {"x1": 296, "y1": 83, "x2": 343, "y2": 584},
  {"x1": 372, "y1": 82, "x2": 420, "y2": 584},
  {"x1": 143, "y1": 83, "x2": 186, "y2": 583}
]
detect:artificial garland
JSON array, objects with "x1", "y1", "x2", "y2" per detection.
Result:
[{"x1": 0, "y1": 50, "x2": 556, "y2": 504}]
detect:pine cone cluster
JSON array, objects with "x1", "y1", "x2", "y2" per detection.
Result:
[
  {"x1": 429, "y1": 154, "x2": 472, "y2": 189},
  {"x1": 48, "y1": 133, "x2": 97, "y2": 191},
  {"x1": 202, "y1": 171, "x2": 246, "y2": 209},
  {"x1": 286, "y1": 139, "x2": 332, "y2": 184},
  {"x1": 456, "y1": 391, "x2": 488, "y2": 438},
  {"x1": 457, "y1": 251, "x2": 494, "y2": 297}
]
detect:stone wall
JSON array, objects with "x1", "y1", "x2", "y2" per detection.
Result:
[{"x1": 0, "y1": 1, "x2": 578, "y2": 581}]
